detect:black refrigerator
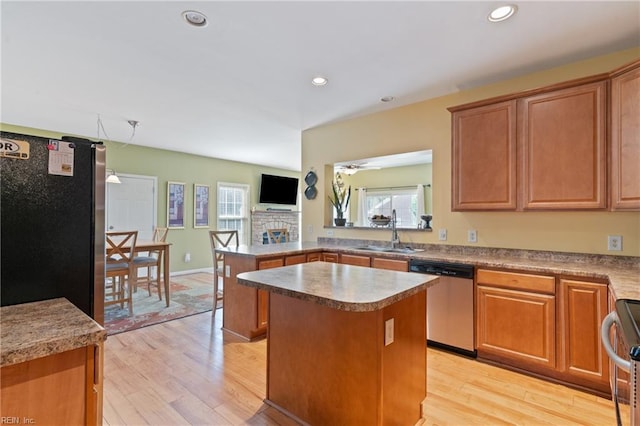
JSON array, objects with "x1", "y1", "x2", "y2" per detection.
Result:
[{"x1": 1, "y1": 131, "x2": 105, "y2": 323}]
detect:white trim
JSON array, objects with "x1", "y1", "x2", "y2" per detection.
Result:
[{"x1": 170, "y1": 267, "x2": 214, "y2": 276}]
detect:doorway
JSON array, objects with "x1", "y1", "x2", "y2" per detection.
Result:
[{"x1": 106, "y1": 174, "x2": 157, "y2": 240}]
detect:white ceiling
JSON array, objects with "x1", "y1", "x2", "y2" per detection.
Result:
[{"x1": 2, "y1": 1, "x2": 638, "y2": 171}]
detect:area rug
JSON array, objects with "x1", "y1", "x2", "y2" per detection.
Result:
[{"x1": 104, "y1": 272, "x2": 215, "y2": 335}]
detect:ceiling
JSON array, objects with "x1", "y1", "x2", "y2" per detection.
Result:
[{"x1": 2, "y1": 2, "x2": 638, "y2": 171}]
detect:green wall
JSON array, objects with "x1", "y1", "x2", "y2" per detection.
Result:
[{"x1": 0, "y1": 123, "x2": 300, "y2": 273}]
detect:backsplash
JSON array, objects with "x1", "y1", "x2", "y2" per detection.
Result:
[{"x1": 317, "y1": 237, "x2": 640, "y2": 268}]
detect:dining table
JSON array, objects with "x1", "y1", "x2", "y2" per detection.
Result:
[{"x1": 106, "y1": 239, "x2": 172, "y2": 307}]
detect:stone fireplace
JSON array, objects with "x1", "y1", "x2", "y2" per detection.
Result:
[{"x1": 251, "y1": 210, "x2": 300, "y2": 245}]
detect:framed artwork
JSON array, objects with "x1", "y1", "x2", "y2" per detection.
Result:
[
  {"x1": 194, "y1": 184, "x2": 209, "y2": 228},
  {"x1": 167, "y1": 181, "x2": 185, "y2": 229}
]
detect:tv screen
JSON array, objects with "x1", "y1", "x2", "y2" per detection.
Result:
[{"x1": 259, "y1": 174, "x2": 299, "y2": 205}]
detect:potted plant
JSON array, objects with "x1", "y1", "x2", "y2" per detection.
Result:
[{"x1": 328, "y1": 173, "x2": 351, "y2": 226}]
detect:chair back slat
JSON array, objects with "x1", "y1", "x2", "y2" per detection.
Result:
[
  {"x1": 209, "y1": 230, "x2": 239, "y2": 262},
  {"x1": 106, "y1": 230, "x2": 138, "y2": 263},
  {"x1": 267, "y1": 228, "x2": 289, "y2": 244}
]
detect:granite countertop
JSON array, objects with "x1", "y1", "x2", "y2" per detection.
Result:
[
  {"x1": 219, "y1": 240, "x2": 640, "y2": 300},
  {"x1": 1, "y1": 298, "x2": 107, "y2": 367},
  {"x1": 237, "y1": 261, "x2": 439, "y2": 312}
]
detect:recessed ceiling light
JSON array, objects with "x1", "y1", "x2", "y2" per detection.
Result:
[
  {"x1": 380, "y1": 96, "x2": 395, "y2": 103},
  {"x1": 311, "y1": 76, "x2": 328, "y2": 86},
  {"x1": 182, "y1": 10, "x2": 208, "y2": 27},
  {"x1": 488, "y1": 5, "x2": 517, "y2": 22}
]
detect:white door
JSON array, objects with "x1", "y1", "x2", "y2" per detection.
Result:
[{"x1": 106, "y1": 174, "x2": 157, "y2": 240}]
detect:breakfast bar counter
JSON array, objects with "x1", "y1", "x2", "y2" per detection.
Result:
[{"x1": 237, "y1": 262, "x2": 439, "y2": 425}]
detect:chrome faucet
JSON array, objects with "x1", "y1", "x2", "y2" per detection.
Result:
[{"x1": 391, "y1": 209, "x2": 400, "y2": 248}]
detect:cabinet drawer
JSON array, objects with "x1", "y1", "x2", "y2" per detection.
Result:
[
  {"x1": 340, "y1": 254, "x2": 371, "y2": 267},
  {"x1": 306, "y1": 252, "x2": 322, "y2": 262},
  {"x1": 322, "y1": 252, "x2": 339, "y2": 263},
  {"x1": 371, "y1": 257, "x2": 408, "y2": 271},
  {"x1": 285, "y1": 254, "x2": 307, "y2": 265},
  {"x1": 477, "y1": 269, "x2": 555, "y2": 294},
  {"x1": 258, "y1": 257, "x2": 284, "y2": 270}
]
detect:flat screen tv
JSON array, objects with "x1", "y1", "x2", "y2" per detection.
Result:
[{"x1": 259, "y1": 174, "x2": 299, "y2": 205}]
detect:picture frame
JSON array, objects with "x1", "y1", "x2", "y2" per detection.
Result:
[
  {"x1": 167, "y1": 181, "x2": 185, "y2": 229},
  {"x1": 194, "y1": 184, "x2": 209, "y2": 228}
]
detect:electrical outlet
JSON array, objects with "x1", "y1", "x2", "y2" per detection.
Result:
[
  {"x1": 225, "y1": 265, "x2": 231, "y2": 278},
  {"x1": 468, "y1": 229, "x2": 478, "y2": 243},
  {"x1": 307, "y1": 224, "x2": 314, "y2": 234},
  {"x1": 326, "y1": 229, "x2": 334, "y2": 237},
  {"x1": 385, "y1": 318, "x2": 394, "y2": 346},
  {"x1": 438, "y1": 229, "x2": 447, "y2": 241},
  {"x1": 184, "y1": 252, "x2": 191, "y2": 262},
  {"x1": 608, "y1": 235, "x2": 623, "y2": 251}
]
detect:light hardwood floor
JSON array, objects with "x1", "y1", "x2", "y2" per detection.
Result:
[{"x1": 103, "y1": 311, "x2": 623, "y2": 425}]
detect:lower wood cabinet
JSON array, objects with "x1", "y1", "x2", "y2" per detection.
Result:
[
  {"x1": 476, "y1": 273, "x2": 556, "y2": 371},
  {"x1": 558, "y1": 278, "x2": 609, "y2": 393},
  {"x1": 1, "y1": 344, "x2": 103, "y2": 426},
  {"x1": 476, "y1": 268, "x2": 610, "y2": 395}
]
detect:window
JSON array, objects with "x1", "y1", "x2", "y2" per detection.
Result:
[
  {"x1": 217, "y1": 182, "x2": 250, "y2": 244},
  {"x1": 365, "y1": 188, "x2": 418, "y2": 228}
]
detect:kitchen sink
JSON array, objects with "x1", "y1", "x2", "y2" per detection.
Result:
[{"x1": 351, "y1": 245, "x2": 425, "y2": 254}]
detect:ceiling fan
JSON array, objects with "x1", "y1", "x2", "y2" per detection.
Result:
[{"x1": 335, "y1": 163, "x2": 382, "y2": 175}]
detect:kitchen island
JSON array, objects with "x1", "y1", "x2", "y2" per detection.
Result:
[{"x1": 237, "y1": 261, "x2": 439, "y2": 425}]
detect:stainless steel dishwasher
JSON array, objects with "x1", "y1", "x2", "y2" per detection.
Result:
[{"x1": 409, "y1": 259, "x2": 476, "y2": 358}]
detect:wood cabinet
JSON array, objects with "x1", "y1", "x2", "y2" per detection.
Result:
[
  {"x1": 558, "y1": 278, "x2": 609, "y2": 393},
  {"x1": 451, "y1": 100, "x2": 517, "y2": 210},
  {"x1": 610, "y1": 60, "x2": 640, "y2": 210},
  {"x1": 322, "y1": 252, "x2": 339, "y2": 263},
  {"x1": 519, "y1": 81, "x2": 607, "y2": 210},
  {"x1": 306, "y1": 252, "x2": 322, "y2": 262},
  {"x1": 477, "y1": 268, "x2": 612, "y2": 395},
  {"x1": 371, "y1": 257, "x2": 409, "y2": 271},
  {"x1": 1, "y1": 344, "x2": 103, "y2": 426},
  {"x1": 224, "y1": 255, "x2": 284, "y2": 340},
  {"x1": 449, "y1": 58, "x2": 640, "y2": 211},
  {"x1": 476, "y1": 269, "x2": 556, "y2": 371},
  {"x1": 339, "y1": 253, "x2": 371, "y2": 267},
  {"x1": 284, "y1": 254, "x2": 307, "y2": 265}
]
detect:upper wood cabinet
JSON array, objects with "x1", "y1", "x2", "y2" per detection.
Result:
[
  {"x1": 518, "y1": 81, "x2": 607, "y2": 210},
  {"x1": 451, "y1": 100, "x2": 517, "y2": 210},
  {"x1": 450, "y1": 59, "x2": 640, "y2": 212},
  {"x1": 610, "y1": 61, "x2": 640, "y2": 210}
]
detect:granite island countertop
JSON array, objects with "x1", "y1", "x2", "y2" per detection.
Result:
[
  {"x1": 237, "y1": 261, "x2": 439, "y2": 312},
  {"x1": 218, "y1": 240, "x2": 640, "y2": 300},
  {"x1": 1, "y1": 298, "x2": 107, "y2": 367}
]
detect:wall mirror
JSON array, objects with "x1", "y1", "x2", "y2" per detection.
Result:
[{"x1": 330, "y1": 150, "x2": 433, "y2": 230}]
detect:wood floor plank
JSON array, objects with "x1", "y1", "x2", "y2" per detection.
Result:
[{"x1": 104, "y1": 304, "x2": 622, "y2": 425}]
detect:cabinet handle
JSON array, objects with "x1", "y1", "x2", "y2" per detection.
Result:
[{"x1": 93, "y1": 344, "x2": 101, "y2": 385}]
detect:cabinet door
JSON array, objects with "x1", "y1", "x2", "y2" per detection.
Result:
[
  {"x1": 371, "y1": 257, "x2": 408, "y2": 271},
  {"x1": 451, "y1": 100, "x2": 517, "y2": 210},
  {"x1": 340, "y1": 253, "x2": 371, "y2": 267},
  {"x1": 257, "y1": 258, "x2": 284, "y2": 330},
  {"x1": 559, "y1": 279, "x2": 609, "y2": 392},
  {"x1": 610, "y1": 63, "x2": 640, "y2": 210},
  {"x1": 518, "y1": 81, "x2": 607, "y2": 210},
  {"x1": 477, "y1": 285, "x2": 556, "y2": 370}
]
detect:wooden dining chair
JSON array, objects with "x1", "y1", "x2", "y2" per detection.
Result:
[
  {"x1": 267, "y1": 228, "x2": 289, "y2": 244},
  {"x1": 209, "y1": 230, "x2": 239, "y2": 317},
  {"x1": 133, "y1": 227, "x2": 169, "y2": 300},
  {"x1": 105, "y1": 230, "x2": 138, "y2": 316}
]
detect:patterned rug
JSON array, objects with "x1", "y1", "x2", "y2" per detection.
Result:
[{"x1": 104, "y1": 272, "x2": 215, "y2": 335}]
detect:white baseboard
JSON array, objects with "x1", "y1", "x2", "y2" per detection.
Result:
[{"x1": 170, "y1": 267, "x2": 214, "y2": 277}]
